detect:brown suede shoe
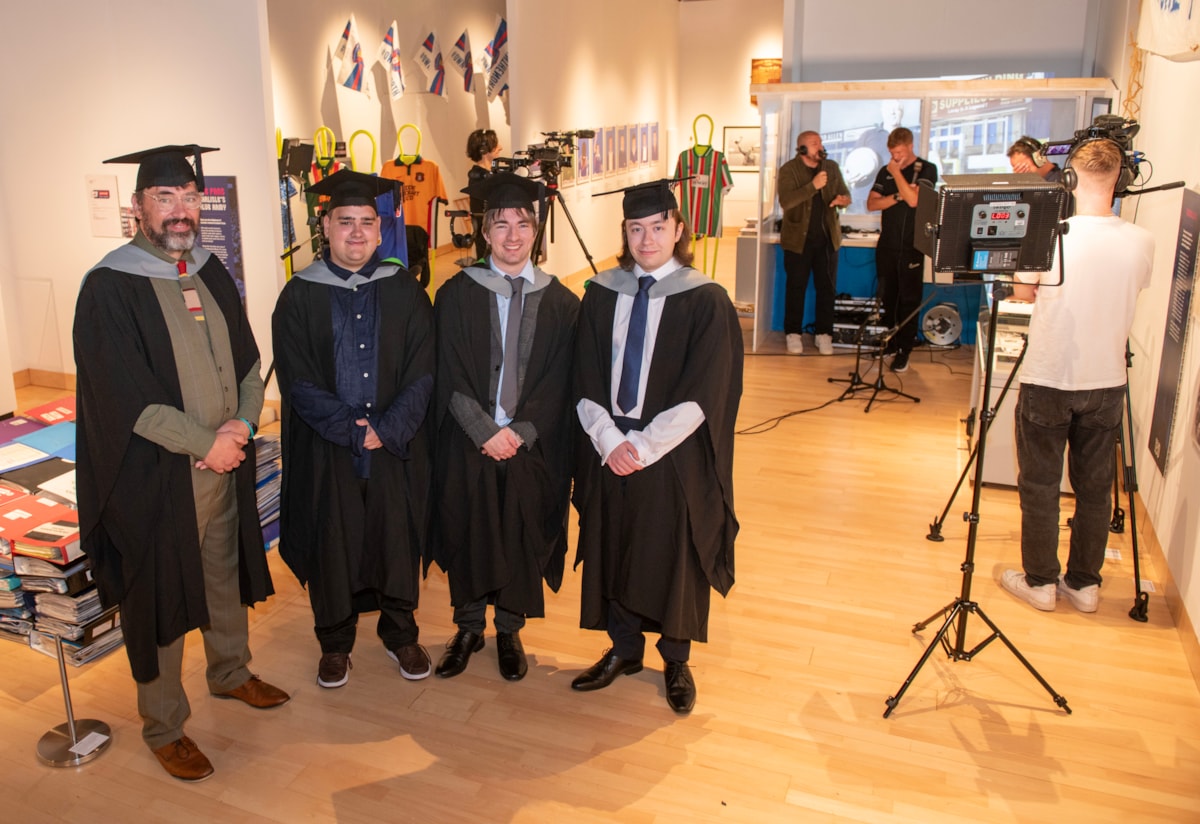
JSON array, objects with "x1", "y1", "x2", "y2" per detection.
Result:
[
  {"x1": 213, "y1": 675, "x2": 291, "y2": 709},
  {"x1": 152, "y1": 735, "x2": 214, "y2": 782}
]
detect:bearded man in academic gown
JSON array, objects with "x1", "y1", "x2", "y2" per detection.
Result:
[
  {"x1": 571, "y1": 179, "x2": 743, "y2": 714},
  {"x1": 272, "y1": 169, "x2": 435, "y2": 692},
  {"x1": 430, "y1": 173, "x2": 579, "y2": 681},
  {"x1": 74, "y1": 145, "x2": 289, "y2": 784}
]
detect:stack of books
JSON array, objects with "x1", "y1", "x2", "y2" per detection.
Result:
[
  {"x1": 0, "y1": 401, "x2": 125, "y2": 664},
  {"x1": 255, "y1": 434, "x2": 283, "y2": 548}
]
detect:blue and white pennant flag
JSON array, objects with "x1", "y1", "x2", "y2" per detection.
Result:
[
  {"x1": 416, "y1": 32, "x2": 447, "y2": 98},
  {"x1": 378, "y1": 20, "x2": 405, "y2": 100},
  {"x1": 450, "y1": 30, "x2": 475, "y2": 93}
]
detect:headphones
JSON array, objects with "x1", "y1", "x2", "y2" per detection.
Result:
[
  {"x1": 1012, "y1": 136, "x2": 1047, "y2": 168},
  {"x1": 798, "y1": 144, "x2": 828, "y2": 161},
  {"x1": 1061, "y1": 137, "x2": 1133, "y2": 194}
]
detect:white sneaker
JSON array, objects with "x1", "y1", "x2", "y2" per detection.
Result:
[
  {"x1": 785, "y1": 333, "x2": 804, "y2": 355},
  {"x1": 1057, "y1": 575, "x2": 1099, "y2": 613},
  {"x1": 1000, "y1": 569, "x2": 1056, "y2": 611},
  {"x1": 815, "y1": 333, "x2": 834, "y2": 355}
]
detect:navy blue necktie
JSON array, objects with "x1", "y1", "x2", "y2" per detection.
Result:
[{"x1": 617, "y1": 275, "x2": 655, "y2": 415}]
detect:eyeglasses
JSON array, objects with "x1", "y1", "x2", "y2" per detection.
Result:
[{"x1": 144, "y1": 192, "x2": 204, "y2": 210}]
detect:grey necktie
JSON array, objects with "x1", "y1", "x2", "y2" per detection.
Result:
[{"x1": 498, "y1": 277, "x2": 524, "y2": 416}]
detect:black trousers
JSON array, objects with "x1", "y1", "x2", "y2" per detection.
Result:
[
  {"x1": 783, "y1": 242, "x2": 838, "y2": 336},
  {"x1": 876, "y1": 246, "x2": 925, "y2": 353}
]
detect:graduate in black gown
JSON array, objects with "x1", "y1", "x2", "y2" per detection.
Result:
[
  {"x1": 272, "y1": 170, "x2": 435, "y2": 690},
  {"x1": 75, "y1": 144, "x2": 288, "y2": 783},
  {"x1": 571, "y1": 180, "x2": 743, "y2": 714},
  {"x1": 430, "y1": 172, "x2": 579, "y2": 681}
]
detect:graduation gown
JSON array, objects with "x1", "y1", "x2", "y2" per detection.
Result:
[
  {"x1": 272, "y1": 261, "x2": 433, "y2": 626},
  {"x1": 431, "y1": 266, "x2": 579, "y2": 615},
  {"x1": 73, "y1": 248, "x2": 271, "y2": 683},
  {"x1": 572, "y1": 265, "x2": 742, "y2": 641}
]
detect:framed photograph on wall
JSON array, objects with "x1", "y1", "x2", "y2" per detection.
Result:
[
  {"x1": 628, "y1": 125, "x2": 639, "y2": 168},
  {"x1": 576, "y1": 137, "x2": 591, "y2": 182},
  {"x1": 617, "y1": 125, "x2": 629, "y2": 172},
  {"x1": 723, "y1": 125, "x2": 761, "y2": 172},
  {"x1": 604, "y1": 126, "x2": 616, "y2": 176},
  {"x1": 640, "y1": 124, "x2": 650, "y2": 164},
  {"x1": 650, "y1": 123, "x2": 660, "y2": 164},
  {"x1": 593, "y1": 128, "x2": 604, "y2": 178}
]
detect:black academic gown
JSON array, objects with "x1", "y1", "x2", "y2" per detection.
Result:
[
  {"x1": 73, "y1": 251, "x2": 271, "y2": 683},
  {"x1": 431, "y1": 267, "x2": 579, "y2": 615},
  {"x1": 272, "y1": 263, "x2": 433, "y2": 626},
  {"x1": 572, "y1": 266, "x2": 743, "y2": 641}
]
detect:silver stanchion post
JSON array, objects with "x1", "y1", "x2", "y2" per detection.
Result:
[{"x1": 36, "y1": 634, "x2": 112, "y2": 767}]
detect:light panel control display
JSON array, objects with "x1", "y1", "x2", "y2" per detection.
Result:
[{"x1": 969, "y1": 201, "x2": 1029, "y2": 239}]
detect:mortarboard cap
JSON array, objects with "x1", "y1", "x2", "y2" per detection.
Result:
[
  {"x1": 462, "y1": 171, "x2": 545, "y2": 213},
  {"x1": 593, "y1": 178, "x2": 684, "y2": 220},
  {"x1": 104, "y1": 144, "x2": 217, "y2": 191},
  {"x1": 306, "y1": 169, "x2": 397, "y2": 212}
]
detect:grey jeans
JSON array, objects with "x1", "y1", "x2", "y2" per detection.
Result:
[{"x1": 1015, "y1": 382, "x2": 1124, "y2": 589}]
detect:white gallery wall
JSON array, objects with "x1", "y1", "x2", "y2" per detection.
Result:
[{"x1": 0, "y1": 0, "x2": 282, "y2": 390}]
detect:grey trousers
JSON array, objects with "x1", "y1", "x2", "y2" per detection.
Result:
[{"x1": 137, "y1": 470, "x2": 252, "y2": 750}]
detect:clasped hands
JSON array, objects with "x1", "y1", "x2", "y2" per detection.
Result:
[
  {"x1": 195, "y1": 418, "x2": 253, "y2": 473},
  {"x1": 482, "y1": 427, "x2": 524, "y2": 462}
]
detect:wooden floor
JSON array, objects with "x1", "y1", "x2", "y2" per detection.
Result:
[{"x1": 4, "y1": 298, "x2": 1200, "y2": 821}]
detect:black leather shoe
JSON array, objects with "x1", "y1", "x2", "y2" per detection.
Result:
[
  {"x1": 495, "y1": 632, "x2": 528, "y2": 681},
  {"x1": 436, "y1": 630, "x2": 484, "y2": 678},
  {"x1": 570, "y1": 649, "x2": 643, "y2": 692},
  {"x1": 663, "y1": 661, "x2": 696, "y2": 714}
]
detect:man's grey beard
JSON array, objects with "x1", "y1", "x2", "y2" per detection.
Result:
[{"x1": 146, "y1": 220, "x2": 197, "y2": 253}]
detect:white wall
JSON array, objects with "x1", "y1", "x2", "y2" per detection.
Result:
[
  {"x1": 678, "y1": 0, "x2": 785, "y2": 231},
  {"x1": 508, "y1": 0, "x2": 682, "y2": 277},
  {"x1": 1123, "y1": 50, "x2": 1200, "y2": 652},
  {"x1": 266, "y1": 0, "x2": 508, "y2": 260},
  {"x1": 0, "y1": 0, "x2": 281, "y2": 383}
]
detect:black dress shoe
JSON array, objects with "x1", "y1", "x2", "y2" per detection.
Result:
[
  {"x1": 436, "y1": 630, "x2": 484, "y2": 678},
  {"x1": 495, "y1": 632, "x2": 528, "y2": 681},
  {"x1": 663, "y1": 661, "x2": 696, "y2": 714},
  {"x1": 570, "y1": 649, "x2": 643, "y2": 692}
]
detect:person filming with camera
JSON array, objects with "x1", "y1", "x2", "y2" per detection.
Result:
[{"x1": 999, "y1": 138, "x2": 1154, "y2": 614}]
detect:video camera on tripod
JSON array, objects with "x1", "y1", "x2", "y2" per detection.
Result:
[
  {"x1": 1042, "y1": 114, "x2": 1143, "y2": 197},
  {"x1": 492, "y1": 129, "x2": 596, "y2": 185}
]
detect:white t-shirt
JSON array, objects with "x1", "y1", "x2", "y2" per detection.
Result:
[{"x1": 1017, "y1": 214, "x2": 1154, "y2": 391}]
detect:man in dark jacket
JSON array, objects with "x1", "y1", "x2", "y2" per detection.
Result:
[{"x1": 273, "y1": 170, "x2": 435, "y2": 691}]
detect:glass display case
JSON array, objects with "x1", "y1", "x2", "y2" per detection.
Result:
[{"x1": 746, "y1": 78, "x2": 1115, "y2": 352}]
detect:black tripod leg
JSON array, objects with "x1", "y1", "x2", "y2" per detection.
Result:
[
  {"x1": 969, "y1": 604, "x2": 1071, "y2": 713},
  {"x1": 884, "y1": 602, "x2": 965, "y2": 718},
  {"x1": 1118, "y1": 384, "x2": 1149, "y2": 623}
]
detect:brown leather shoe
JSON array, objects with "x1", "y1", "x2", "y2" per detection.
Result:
[
  {"x1": 213, "y1": 675, "x2": 291, "y2": 709},
  {"x1": 152, "y1": 735, "x2": 214, "y2": 782}
]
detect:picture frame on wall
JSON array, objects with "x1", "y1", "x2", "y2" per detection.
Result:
[
  {"x1": 592, "y1": 129, "x2": 604, "y2": 178},
  {"x1": 723, "y1": 125, "x2": 760, "y2": 172},
  {"x1": 640, "y1": 124, "x2": 650, "y2": 164},
  {"x1": 650, "y1": 123, "x2": 660, "y2": 164},
  {"x1": 628, "y1": 125, "x2": 639, "y2": 168},
  {"x1": 576, "y1": 137, "x2": 591, "y2": 182},
  {"x1": 617, "y1": 125, "x2": 629, "y2": 172},
  {"x1": 604, "y1": 126, "x2": 616, "y2": 176}
]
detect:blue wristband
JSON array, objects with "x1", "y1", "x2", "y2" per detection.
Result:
[{"x1": 237, "y1": 416, "x2": 256, "y2": 438}]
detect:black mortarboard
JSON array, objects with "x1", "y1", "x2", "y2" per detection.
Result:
[
  {"x1": 593, "y1": 178, "x2": 683, "y2": 219},
  {"x1": 103, "y1": 144, "x2": 217, "y2": 191},
  {"x1": 306, "y1": 169, "x2": 396, "y2": 211},
  {"x1": 461, "y1": 171, "x2": 544, "y2": 213}
]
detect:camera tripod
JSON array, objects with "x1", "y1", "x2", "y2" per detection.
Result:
[
  {"x1": 1105, "y1": 344, "x2": 1149, "y2": 622},
  {"x1": 533, "y1": 177, "x2": 599, "y2": 275},
  {"x1": 884, "y1": 279, "x2": 1070, "y2": 718}
]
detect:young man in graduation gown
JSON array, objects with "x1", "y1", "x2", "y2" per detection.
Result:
[
  {"x1": 272, "y1": 170, "x2": 435, "y2": 690},
  {"x1": 571, "y1": 180, "x2": 743, "y2": 714},
  {"x1": 74, "y1": 145, "x2": 289, "y2": 783},
  {"x1": 430, "y1": 172, "x2": 579, "y2": 681}
]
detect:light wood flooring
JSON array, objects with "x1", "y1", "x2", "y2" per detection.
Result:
[{"x1": 4, "y1": 295, "x2": 1200, "y2": 822}]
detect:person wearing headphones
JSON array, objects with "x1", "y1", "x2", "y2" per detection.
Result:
[
  {"x1": 1000, "y1": 138, "x2": 1153, "y2": 614},
  {"x1": 1007, "y1": 136, "x2": 1064, "y2": 183},
  {"x1": 777, "y1": 130, "x2": 851, "y2": 355}
]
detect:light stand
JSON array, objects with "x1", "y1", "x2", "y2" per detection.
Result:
[
  {"x1": 884, "y1": 279, "x2": 1070, "y2": 718},
  {"x1": 1112, "y1": 343, "x2": 1149, "y2": 622},
  {"x1": 926, "y1": 337, "x2": 1028, "y2": 542}
]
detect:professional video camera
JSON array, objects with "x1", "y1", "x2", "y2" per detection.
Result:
[
  {"x1": 1043, "y1": 114, "x2": 1146, "y2": 198},
  {"x1": 492, "y1": 129, "x2": 596, "y2": 185}
]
